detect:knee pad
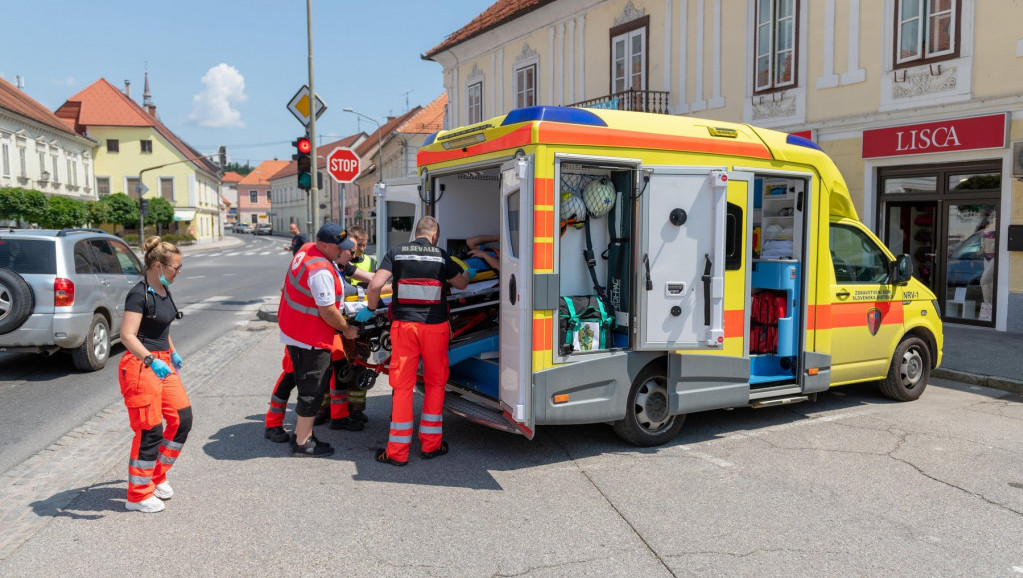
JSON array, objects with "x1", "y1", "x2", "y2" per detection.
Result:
[{"x1": 174, "y1": 406, "x2": 194, "y2": 442}]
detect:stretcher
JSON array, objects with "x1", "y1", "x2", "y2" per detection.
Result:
[{"x1": 339, "y1": 280, "x2": 502, "y2": 396}]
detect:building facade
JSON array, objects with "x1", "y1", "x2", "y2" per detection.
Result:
[
  {"x1": 236, "y1": 160, "x2": 287, "y2": 227},
  {"x1": 55, "y1": 77, "x2": 223, "y2": 242},
  {"x1": 0, "y1": 77, "x2": 97, "y2": 205},
  {"x1": 425, "y1": 0, "x2": 1023, "y2": 331},
  {"x1": 221, "y1": 170, "x2": 243, "y2": 229}
]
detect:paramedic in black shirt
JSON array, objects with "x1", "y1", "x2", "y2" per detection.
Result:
[
  {"x1": 117, "y1": 236, "x2": 191, "y2": 513},
  {"x1": 357, "y1": 216, "x2": 471, "y2": 466},
  {"x1": 287, "y1": 222, "x2": 307, "y2": 255}
]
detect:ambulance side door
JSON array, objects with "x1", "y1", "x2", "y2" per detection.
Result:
[
  {"x1": 498, "y1": 157, "x2": 535, "y2": 437},
  {"x1": 828, "y1": 220, "x2": 904, "y2": 384}
]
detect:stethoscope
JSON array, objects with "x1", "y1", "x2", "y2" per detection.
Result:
[{"x1": 145, "y1": 282, "x2": 183, "y2": 320}]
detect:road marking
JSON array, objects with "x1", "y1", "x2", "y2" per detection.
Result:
[{"x1": 184, "y1": 275, "x2": 206, "y2": 279}]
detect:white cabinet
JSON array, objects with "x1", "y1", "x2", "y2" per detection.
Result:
[{"x1": 758, "y1": 179, "x2": 800, "y2": 260}]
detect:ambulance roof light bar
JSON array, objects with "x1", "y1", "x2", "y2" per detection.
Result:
[{"x1": 501, "y1": 106, "x2": 608, "y2": 127}]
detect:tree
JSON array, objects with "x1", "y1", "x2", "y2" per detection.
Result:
[
  {"x1": 0, "y1": 187, "x2": 46, "y2": 227},
  {"x1": 86, "y1": 199, "x2": 110, "y2": 227},
  {"x1": 0, "y1": 187, "x2": 26, "y2": 223},
  {"x1": 21, "y1": 189, "x2": 48, "y2": 226},
  {"x1": 41, "y1": 196, "x2": 88, "y2": 229},
  {"x1": 224, "y1": 162, "x2": 253, "y2": 176},
  {"x1": 102, "y1": 193, "x2": 138, "y2": 235},
  {"x1": 145, "y1": 197, "x2": 175, "y2": 233}
]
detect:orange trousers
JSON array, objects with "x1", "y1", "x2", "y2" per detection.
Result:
[
  {"x1": 386, "y1": 320, "x2": 449, "y2": 462},
  {"x1": 265, "y1": 341, "x2": 352, "y2": 428},
  {"x1": 118, "y1": 350, "x2": 192, "y2": 504}
]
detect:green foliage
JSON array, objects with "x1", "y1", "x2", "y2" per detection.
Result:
[
  {"x1": 0, "y1": 187, "x2": 49, "y2": 225},
  {"x1": 0, "y1": 187, "x2": 26, "y2": 221},
  {"x1": 122, "y1": 233, "x2": 139, "y2": 245},
  {"x1": 86, "y1": 200, "x2": 110, "y2": 227},
  {"x1": 102, "y1": 193, "x2": 138, "y2": 229},
  {"x1": 224, "y1": 162, "x2": 253, "y2": 176},
  {"x1": 41, "y1": 196, "x2": 88, "y2": 229},
  {"x1": 21, "y1": 189, "x2": 48, "y2": 224},
  {"x1": 144, "y1": 197, "x2": 175, "y2": 227}
]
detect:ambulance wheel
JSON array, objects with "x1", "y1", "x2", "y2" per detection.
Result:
[
  {"x1": 880, "y1": 336, "x2": 930, "y2": 402},
  {"x1": 613, "y1": 365, "x2": 685, "y2": 447}
]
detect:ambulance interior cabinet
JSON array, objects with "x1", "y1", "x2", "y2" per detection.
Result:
[{"x1": 750, "y1": 260, "x2": 800, "y2": 385}]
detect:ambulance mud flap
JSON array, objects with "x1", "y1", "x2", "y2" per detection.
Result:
[
  {"x1": 801, "y1": 351, "x2": 831, "y2": 394},
  {"x1": 667, "y1": 354, "x2": 751, "y2": 415}
]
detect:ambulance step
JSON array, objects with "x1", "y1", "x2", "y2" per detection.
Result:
[
  {"x1": 443, "y1": 392, "x2": 522, "y2": 435},
  {"x1": 750, "y1": 395, "x2": 808, "y2": 409}
]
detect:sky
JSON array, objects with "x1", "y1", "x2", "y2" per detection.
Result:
[{"x1": 0, "y1": 0, "x2": 496, "y2": 167}]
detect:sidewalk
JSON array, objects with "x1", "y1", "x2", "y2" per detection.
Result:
[
  {"x1": 176, "y1": 233, "x2": 245, "y2": 255},
  {"x1": 933, "y1": 322, "x2": 1023, "y2": 395}
]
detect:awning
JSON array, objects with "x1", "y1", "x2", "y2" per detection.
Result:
[{"x1": 173, "y1": 209, "x2": 197, "y2": 222}]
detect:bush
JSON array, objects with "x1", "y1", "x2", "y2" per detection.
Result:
[{"x1": 123, "y1": 233, "x2": 140, "y2": 245}]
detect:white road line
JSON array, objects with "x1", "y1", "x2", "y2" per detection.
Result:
[{"x1": 183, "y1": 275, "x2": 206, "y2": 279}]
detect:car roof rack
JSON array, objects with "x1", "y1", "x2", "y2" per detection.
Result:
[{"x1": 56, "y1": 228, "x2": 107, "y2": 237}]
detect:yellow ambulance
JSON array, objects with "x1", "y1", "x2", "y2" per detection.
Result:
[{"x1": 373, "y1": 106, "x2": 943, "y2": 446}]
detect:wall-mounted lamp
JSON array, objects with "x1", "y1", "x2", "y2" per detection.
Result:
[{"x1": 40, "y1": 170, "x2": 50, "y2": 182}]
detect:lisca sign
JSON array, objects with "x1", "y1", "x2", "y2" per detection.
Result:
[{"x1": 862, "y1": 113, "x2": 1006, "y2": 158}]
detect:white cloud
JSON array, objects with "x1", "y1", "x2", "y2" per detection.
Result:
[{"x1": 188, "y1": 63, "x2": 247, "y2": 129}]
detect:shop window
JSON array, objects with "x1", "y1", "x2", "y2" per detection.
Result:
[
  {"x1": 754, "y1": 0, "x2": 798, "y2": 94},
  {"x1": 894, "y1": 0, "x2": 960, "y2": 68}
]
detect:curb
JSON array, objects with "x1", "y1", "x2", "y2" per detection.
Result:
[
  {"x1": 257, "y1": 304, "x2": 278, "y2": 323},
  {"x1": 933, "y1": 368, "x2": 1023, "y2": 396}
]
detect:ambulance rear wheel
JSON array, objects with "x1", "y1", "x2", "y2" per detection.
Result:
[
  {"x1": 880, "y1": 336, "x2": 931, "y2": 402},
  {"x1": 613, "y1": 365, "x2": 685, "y2": 447}
]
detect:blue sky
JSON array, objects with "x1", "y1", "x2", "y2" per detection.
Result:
[{"x1": 1, "y1": 0, "x2": 495, "y2": 166}]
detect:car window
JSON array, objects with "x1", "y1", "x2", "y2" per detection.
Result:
[
  {"x1": 109, "y1": 240, "x2": 142, "y2": 275},
  {"x1": 88, "y1": 239, "x2": 123, "y2": 275},
  {"x1": 830, "y1": 224, "x2": 890, "y2": 284},
  {"x1": 0, "y1": 238, "x2": 57, "y2": 274},
  {"x1": 73, "y1": 240, "x2": 100, "y2": 274}
]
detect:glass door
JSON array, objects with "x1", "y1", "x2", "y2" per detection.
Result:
[
  {"x1": 944, "y1": 203, "x2": 997, "y2": 323},
  {"x1": 884, "y1": 202, "x2": 938, "y2": 293}
]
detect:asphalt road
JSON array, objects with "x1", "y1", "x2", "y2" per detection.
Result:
[{"x1": 0, "y1": 233, "x2": 291, "y2": 474}]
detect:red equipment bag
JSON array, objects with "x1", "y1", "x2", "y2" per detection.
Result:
[{"x1": 750, "y1": 291, "x2": 787, "y2": 354}]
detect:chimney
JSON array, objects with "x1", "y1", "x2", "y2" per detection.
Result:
[
  {"x1": 145, "y1": 104, "x2": 157, "y2": 117},
  {"x1": 124, "y1": 80, "x2": 131, "y2": 98}
]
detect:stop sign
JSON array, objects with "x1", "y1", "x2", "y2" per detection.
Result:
[{"x1": 326, "y1": 147, "x2": 361, "y2": 183}]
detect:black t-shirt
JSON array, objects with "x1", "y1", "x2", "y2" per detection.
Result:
[
  {"x1": 379, "y1": 237, "x2": 462, "y2": 324},
  {"x1": 290, "y1": 234, "x2": 308, "y2": 255},
  {"x1": 124, "y1": 281, "x2": 178, "y2": 351}
]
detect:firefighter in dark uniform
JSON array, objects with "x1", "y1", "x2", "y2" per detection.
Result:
[{"x1": 356, "y1": 216, "x2": 471, "y2": 466}]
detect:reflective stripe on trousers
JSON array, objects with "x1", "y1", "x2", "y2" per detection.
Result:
[{"x1": 386, "y1": 320, "x2": 450, "y2": 462}]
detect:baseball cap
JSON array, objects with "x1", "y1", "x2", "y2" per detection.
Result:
[{"x1": 316, "y1": 223, "x2": 356, "y2": 250}]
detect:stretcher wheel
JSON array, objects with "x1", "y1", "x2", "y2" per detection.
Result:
[
  {"x1": 380, "y1": 331, "x2": 391, "y2": 352},
  {"x1": 612, "y1": 363, "x2": 685, "y2": 447}
]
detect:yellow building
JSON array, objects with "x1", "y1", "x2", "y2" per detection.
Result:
[
  {"x1": 56, "y1": 76, "x2": 223, "y2": 242},
  {"x1": 426, "y1": 0, "x2": 1023, "y2": 332}
]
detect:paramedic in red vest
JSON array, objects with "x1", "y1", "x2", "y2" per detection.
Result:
[
  {"x1": 357, "y1": 216, "x2": 472, "y2": 466},
  {"x1": 277, "y1": 223, "x2": 359, "y2": 457}
]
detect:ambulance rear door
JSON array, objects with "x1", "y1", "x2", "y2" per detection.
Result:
[{"x1": 498, "y1": 156, "x2": 535, "y2": 438}]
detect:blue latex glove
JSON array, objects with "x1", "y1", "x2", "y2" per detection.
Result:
[
  {"x1": 170, "y1": 351, "x2": 183, "y2": 371},
  {"x1": 150, "y1": 359, "x2": 172, "y2": 379},
  {"x1": 465, "y1": 268, "x2": 477, "y2": 281},
  {"x1": 354, "y1": 307, "x2": 375, "y2": 323}
]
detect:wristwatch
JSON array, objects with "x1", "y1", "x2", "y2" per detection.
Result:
[{"x1": 143, "y1": 354, "x2": 155, "y2": 367}]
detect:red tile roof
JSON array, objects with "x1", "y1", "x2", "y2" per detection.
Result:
[
  {"x1": 0, "y1": 76, "x2": 83, "y2": 137},
  {"x1": 397, "y1": 93, "x2": 447, "y2": 135},
  {"x1": 239, "y1": 160, "x2": 290, "y2": 186},
  {"x1": 423, "y1": 0, "x2": 554, "y2": 59},
  {"x1": 272, "y1": 133, "x2": 364, "y2": 179},
  {"x1": 55, "y1": 78, "x2": 221, "y2": 178},
  {"x1": 354, "y1": 108, "x2": 421, "y2": 160},
  {"x1": 222, "y1": 171, "x2": 244, "y2": 183}
]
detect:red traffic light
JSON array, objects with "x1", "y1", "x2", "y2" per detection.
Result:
[{"x1": 294, "y1": 137, "x2": 312, "y2": 154}]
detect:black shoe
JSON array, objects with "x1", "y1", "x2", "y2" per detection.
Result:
[
  {"x1": 420, "y1": 440, "x2": 449, "y2": 459},
  {"x1": 264, "y1": 426, "x2": 291, "y2": 443},
  {"x1": 330, "y1": 416, "x2": 364, "y2": 431},
  {"x1": 350, "y1": 410, "x2": 368, "y2": 424},
  {"x1": 375, "y1": 448, "x2": 407, "y2": 467},
  {"x1": 292, "y1": 434, "x2": 334, "y2": 457}
]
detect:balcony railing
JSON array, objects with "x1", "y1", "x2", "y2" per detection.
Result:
[{"x1": 569, "y1": 89, "x2": 671, "y2": 114}]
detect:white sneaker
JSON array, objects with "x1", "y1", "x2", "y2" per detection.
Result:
[
  {"x1": 125, "y1": 496, "x2": 166, "y2": 513},
  {"x1": 153, "y1": 481, "x2": 174, "y2": 500}
]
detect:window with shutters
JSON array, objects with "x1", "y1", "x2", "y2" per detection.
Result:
[{"x1": 160, "y1": 177, "x2": 174, "y2": 201}]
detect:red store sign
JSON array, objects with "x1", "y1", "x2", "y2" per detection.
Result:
[{"x1": 862, "y1": 113, "x2": 1006, "y2": 159}]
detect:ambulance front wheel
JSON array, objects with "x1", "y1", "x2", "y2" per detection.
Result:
[
  {"x1": 613, "y1": 365, "x2": 686, "y2": 447},
  {"x1": 880, "y1": 335, "x2": 931, "y2": 402}
]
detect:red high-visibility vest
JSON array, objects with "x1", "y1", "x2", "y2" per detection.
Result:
[{"x1": 278, "y1": 244, "x2": 343, "y2": 349}]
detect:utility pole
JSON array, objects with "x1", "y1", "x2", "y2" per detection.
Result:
[{"x1": 306, "y1": 0, "x2": 319, "y2": 234}]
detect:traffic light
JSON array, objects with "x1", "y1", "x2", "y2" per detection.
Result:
[
  {"x1": 140, "y1": 198, "x2": 149, "y2": 217},
  {"x1": 293, "y1": 137, "x2": 312, "y2": 191}
]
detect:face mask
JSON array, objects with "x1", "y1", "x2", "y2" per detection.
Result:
[{"x1": 159, "y1": 264, "x2": 173, "y2": 286}]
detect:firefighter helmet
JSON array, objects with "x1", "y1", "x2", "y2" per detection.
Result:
[{"x1": 582, "y1": 178, "x2": 615, "y2": 218}]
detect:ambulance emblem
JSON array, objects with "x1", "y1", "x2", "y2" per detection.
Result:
[{"x1": 866, "y1": 307, "x2": 882, "y2": 336}]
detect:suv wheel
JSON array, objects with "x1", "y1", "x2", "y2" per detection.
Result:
[
  {"x1": 71, "y1": 313, "x2": 110, "y2": 371},
  {"x1": 0, "y1": 268, "x2": 35, "y2": 335}
]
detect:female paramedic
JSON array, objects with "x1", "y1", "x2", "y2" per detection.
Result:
[{"x1": 117, "y1": 236, "x2": 191, "y2": 513}]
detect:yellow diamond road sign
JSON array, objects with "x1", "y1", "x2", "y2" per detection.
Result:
[{"x1": 287, "y1": 85, "x2": 327, "y2": 127}]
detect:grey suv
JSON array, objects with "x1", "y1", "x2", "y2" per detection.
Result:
[{"x1": 0, "y1": 228, "x2": 143, "y2": 371}]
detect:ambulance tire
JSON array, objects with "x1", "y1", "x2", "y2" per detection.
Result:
[
  {"x1": 613, "y1": 364, "x2": 685, "y2": 447},
  {"x1": 880, "y1": 336, "x2": 931, "y2": 402}
]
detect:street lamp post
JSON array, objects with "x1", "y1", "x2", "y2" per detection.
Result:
[{"x1": 343, "y1": 108, "x2": 383, "y2": 232}]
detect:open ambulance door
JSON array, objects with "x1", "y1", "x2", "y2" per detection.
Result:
[
  {"x1": 637, "y1": 167, "x2": 752, "y2": 414},
  {"x1": 498, "y1": 156, "x2": 536, "y2": 438}
]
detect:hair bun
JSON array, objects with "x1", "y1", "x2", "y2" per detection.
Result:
[{"x1": 143, "y1": 235, "x2": 162, "y2": 253}]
